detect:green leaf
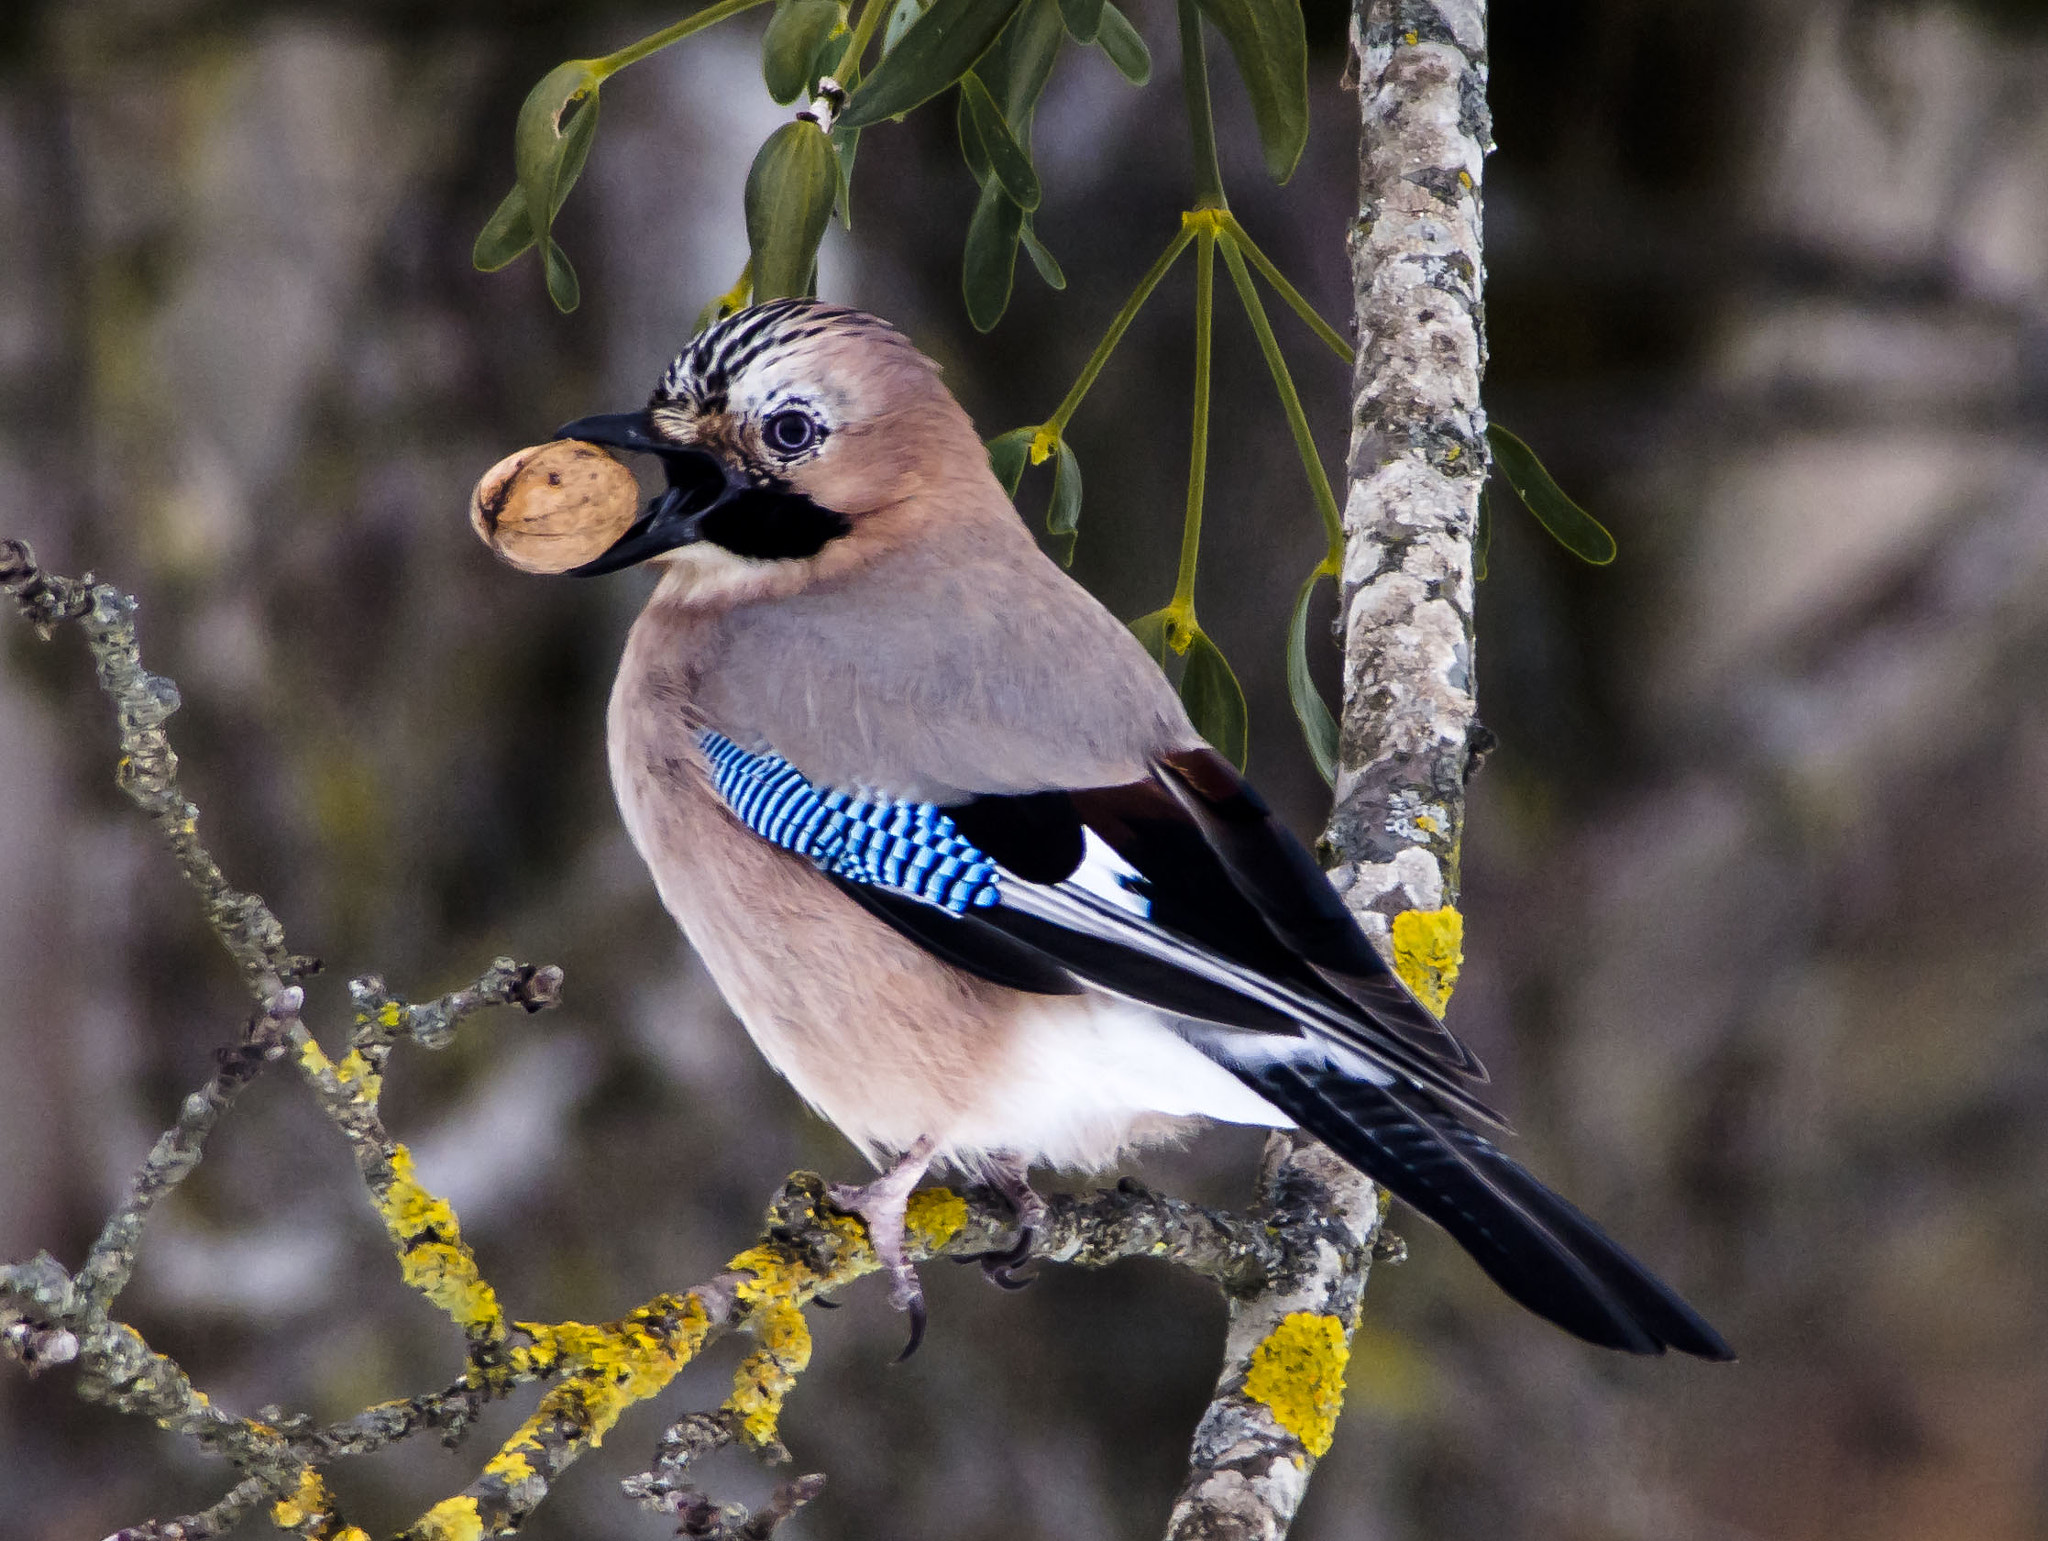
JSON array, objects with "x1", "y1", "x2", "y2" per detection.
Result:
[
  {"x1": 514, "y1": 60, "x2": 603, "y2": 309},
  {"x1": 763, "y1": 0, "x2": 843, "y2": 103},
  {"x1": 1056, "y1": 0, "x2": 1105, "y2": 44},
  {"x1": 882, "y1": 0, "x2": 927, "y2": 55},
  {"x1": 955, "y1": 89, "x2": 992, "y2": 183},
  {"x1": 807, "y1": 16, "x2": 851, "y2": 90},
  {"x1": 986, "y1": 427, "x2": 1034, "y2": 496},
  {"x1": 1094, "y1": 2, "x2": 1151, "y2": 84},
  {"x1": 962, "y1": 179, "x2": 1024, "y2": 331},
  {"x1": 543, "y1": 236, "x2": 581, "y2": 312},
  {"x1": 745, "y1": 120, "x2": 840, "y2": 301},
  {"x1": 837, "y1": 0, "x2": 1027, "y2": 128},
  {"x1": 1474, "y1": 484, "x2": 1492, "y2": 580},
  {"x1": 1020, "y1": 217, "x2": 1066, "y2": 289},
  {"x1": 1128, "y1": 608, "x2": 1175, "y2": 670},
  {"x1": 831, "y1": 123, "x2": 861, "y2": 227},
  {"x1": 1486, "y1": 423, "x2": 1617, "y2": 565},
  {"x1": 959, "y1": 74, "x2": 1041, "y2": 210},
  {"x1": 473, "y1": 185, "x2": 536, "y2": 272},
  {"x1": 1181, "y1": 629, "x2": 1249, "y2": 769},
  {"x1": 976, "y1": 0, "x2": 1065, "y2": 123},
  {"x1": 1046, "y1": 437, "x2": 1082, "y2": 564},
  {"x1": 1192, "y1": 0, "x2": 1306, "y2": 182},
  {"x1": 1286, "y1": 570, "x2": 1339, "y2": 785}
]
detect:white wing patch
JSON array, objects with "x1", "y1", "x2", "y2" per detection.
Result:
[{"x1": 1061, "y1": 827, "x2": 1152, "y2": 918}]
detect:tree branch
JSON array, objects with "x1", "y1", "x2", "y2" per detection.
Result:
[
  {"x1": 4, "y1": 30, "x2": 1499, "y2": 1498},
  {"x1": 1329, "y1": 0, "x2": 1489, "y2": 916},
  {"x1": 1161, "y1": 4, "x2": 1493, "y2": 1536},
  {"x1": 3, "y1": 536, "x2": 1361, "y2": 1537}
]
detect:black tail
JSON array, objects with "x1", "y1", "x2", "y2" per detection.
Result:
[{"x1": 1239, "y1": 1062, "x2": 1735, "y2": 1360}]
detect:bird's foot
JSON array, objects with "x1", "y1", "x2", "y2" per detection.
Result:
[
  {"x1": 826, "y1": 1138, "x2": 935, "y2": 1360},
  {"x1": 960, "y1": 1155, "x2": 1046, "y2": 1292}
]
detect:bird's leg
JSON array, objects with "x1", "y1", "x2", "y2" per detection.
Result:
[
  {"x1": 974, "y1": 1153, "x2": 1046, "y2": 1291},
  {"x1": 827, "y1": 1137, "x2": 936, "y2": 1359}
]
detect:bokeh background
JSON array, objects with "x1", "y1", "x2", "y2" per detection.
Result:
[{"x1": 4, "y1": 0, "x2": 2047, "y2": 1536}]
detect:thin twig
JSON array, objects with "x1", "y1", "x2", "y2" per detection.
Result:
[
  {"x1": 2, "y1": 535, "x2": 1421, "y2": 1541},
  {"x1": 76, "y1": 988, "x2": 302, "y2": 1310}
]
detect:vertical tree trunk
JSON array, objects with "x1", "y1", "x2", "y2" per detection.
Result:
[
  {"x1": 1327, "y1": 0, "x2": 1490, "y2": 935},
  {"x1": 1163, "y1": 5, "x2": 1490, "y2": 1537}
]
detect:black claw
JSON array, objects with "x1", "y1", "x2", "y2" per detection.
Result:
[
  {"x1": 894, "y1": 1296, "x2": 928, "y2": 1362},
  {"x1": 975, "y1": 1226, "x2": 1037, "y2": 1291},
  {"x1": 953, "y1": 1227, "x2": 1035, "y2": 1274},
  {"x1": 812, "y1": 1295, "x2": 842, "y2": 1309}
]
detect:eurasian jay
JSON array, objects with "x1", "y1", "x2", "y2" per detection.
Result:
[{"x1": 554, "y1": 297, "x2": 1732, "y2": 1362}]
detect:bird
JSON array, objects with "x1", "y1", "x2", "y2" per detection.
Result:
[{"x1": 551, "y1": 296, "x2": 1733, "y2": 1363}]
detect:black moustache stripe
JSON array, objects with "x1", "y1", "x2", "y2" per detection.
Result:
[{"x1": 696, "y1": 487, "x2": 852, "y2": 561}]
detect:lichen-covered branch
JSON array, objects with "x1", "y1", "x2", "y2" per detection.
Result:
[
  {"x1": 75, "y1": 989, "x2": 300, "y2": 1310},
  {"x1": 3, "y1": 533, "x2": 1363, "y2": 1539},
  {"x1": 1164, "y1": 1135, "x2": 1389, "y2": 1540},
  {"x1": 1160, "y1": 5, "x2": 1493, "y2": 1537},
  {"x1": 1328, "y1": 0, "x2": 1490, "y2": 921},
  {"x1": 0, "y1": 540, "x2": 312, "y2": 996},
  {"x1": 5, "y1": 51, "x2": 1501, "y2": 1505}
]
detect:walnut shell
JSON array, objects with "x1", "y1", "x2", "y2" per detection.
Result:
[{"x1": 470, "y1": 440, "x2": 641, "y2": 575}]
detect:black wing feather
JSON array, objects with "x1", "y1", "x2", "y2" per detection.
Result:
[
  {"x1": 1153, "y1": 749, "x2": 1486, "y2": 1080},
  {"x1": 1238, "y1": 1059, "x2": 1734, "y2": 1359},
  {"x1": 945, "y1": 791, "x2": 1085, "y2": 884},
  {"x1": 830, "y1": 878, "x2": 1085, "y2": 996},
  {"x1": 980, "y1": 905, "x2": 1306, "y2": 1034},
  {"x1": 820, "y1": 762, "x2": 1732, "y2": 1359}
]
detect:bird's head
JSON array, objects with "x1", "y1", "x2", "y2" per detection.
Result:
[{"x1": 556, "y1": 299, "x2": 987, "y2": 590}]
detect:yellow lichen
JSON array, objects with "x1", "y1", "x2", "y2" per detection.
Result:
[
  {"x1": 376, "y1": 1001, "x2": 403, "y2": 1031},
  {"x1": 507, "y1": 1295, "x2": 711, "y2": 1440},
  {"x1": 726, "y1": 1295, "x2": 813, "y2": 1449},
  {"x1": 1390, "y1": 905, "x2": 1463, "y2": 1016},
  {"x1": 427, "y1": 1296, "x2": 713, "y2": 1535},
  {"x1": 271, "y1": 1466, "x2": 332, "y2": 1529},
  {"x1": 723, "y1": 1240, "x2": 826, "y2": 1449},
  {"x1": 333, "y1": 1049, "x2": 380, "y2": 1104},
  {"x1": 1242, "y1": 1312, "x2": 1350, "y2": 1459},
  {"x1": 296, "y1": 1035, "x2": 336, "y2": 1082},
  {"x1": 376, "y1": 1144, "x2": 505, "y2": 1346},
  {"x1": 485, "y1": 1447, "x2": 535, "y2": 1483},
  {"x1": 408, "y1": 1495, "x2": 485, "y2": 1541},
  {"x1": 905, "y1": 1187, "x2": 968, "y2": 1251},
  {"x1": 269, "y1": 1468, "x2": 370, "y2": 1539}
]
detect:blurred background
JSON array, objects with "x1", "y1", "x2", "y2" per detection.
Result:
[{"x1": 4, "y1": 0, "x2": 2047, "y2": 1536}]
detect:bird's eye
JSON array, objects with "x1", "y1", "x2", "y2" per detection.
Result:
[{"x1": 763, "y1": 410, "x2": 820, "y2": 455}]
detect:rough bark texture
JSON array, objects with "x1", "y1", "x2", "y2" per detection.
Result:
[
  {"x1": 1160, "y1": 7, "x2": 1491, "y2": 1537},
  {"x1": 1327, "y1": 0, "x2": 1489, "y2": 929},
  {"x1": 2, "y1": 537, "x2": 1377, "y2": 1538},
  {"x1": 1163, "y1": 1137, "x2": 1384, "y2": 1541}
]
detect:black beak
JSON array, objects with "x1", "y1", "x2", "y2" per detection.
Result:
[{"x1": 551, "y1": 411, "x2": 741, "y2": 576}]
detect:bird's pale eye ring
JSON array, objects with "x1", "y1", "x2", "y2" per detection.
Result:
[{"x1": 763, "y1": 409, "x2": 821, "y2": 456}]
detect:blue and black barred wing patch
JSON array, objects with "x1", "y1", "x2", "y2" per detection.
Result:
[{"x1": 699, "y1": 731, "x2": 1002, "y2": 915}]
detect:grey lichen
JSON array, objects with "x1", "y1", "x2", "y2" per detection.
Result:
[
  {"x1": 1160, "y1": 6, "x2": 1495, "y2": 1539},
  {"x1": 3, "y1": 536, "x2": 1396, "y2": 1538}
]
